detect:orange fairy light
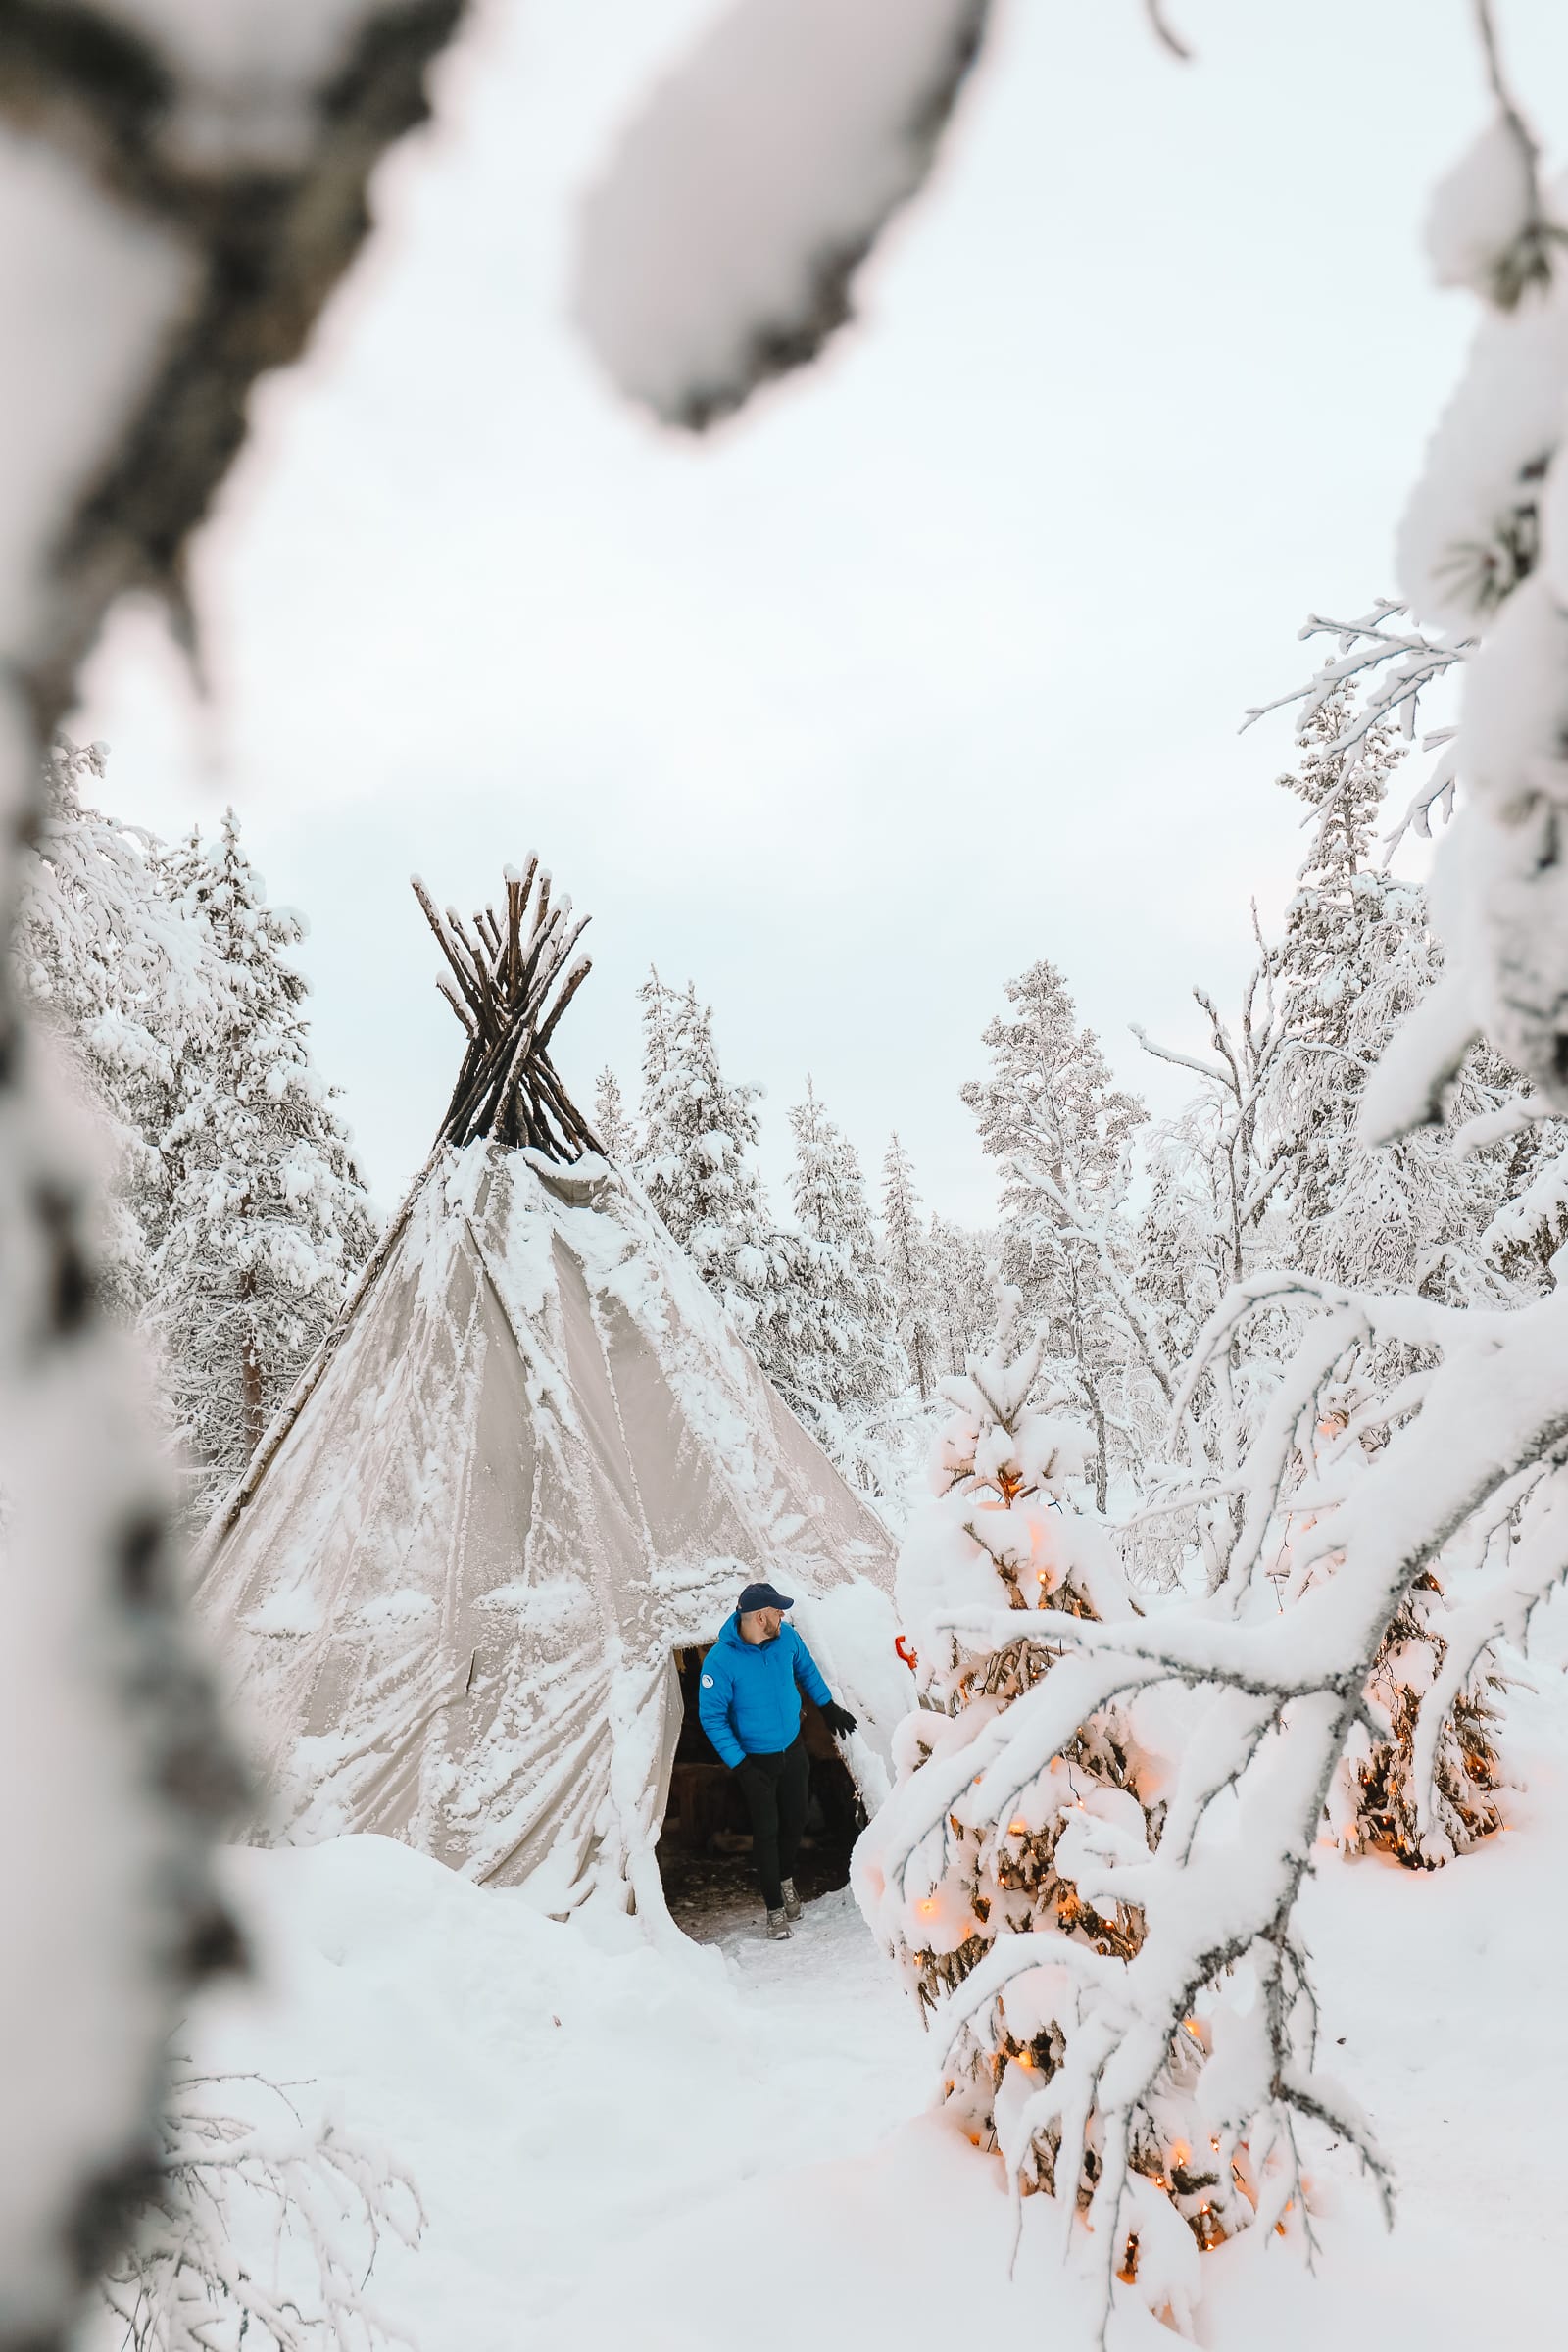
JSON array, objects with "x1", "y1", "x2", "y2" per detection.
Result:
[
  {"x1": 1008, "y1": 1818, "x2": 1028, "y2": 1835},
  {"x1": 1171, "y1": 2139, "x2": 1191, "y2": 2167},
  {"x1": 1194, "y1": 2201, "x2": 1226, "y2": 2253},
  {"x1": 918, "y1": 1897, "x2": 937, "y2": 1916}
]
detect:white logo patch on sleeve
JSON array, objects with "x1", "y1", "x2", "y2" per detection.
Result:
[{"x1": 701, "y1": 1674, "x2": 714, "y2": 1688}]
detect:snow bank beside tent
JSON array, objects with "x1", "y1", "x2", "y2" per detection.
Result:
[{"x1": 176, "y1": 1837, "x2": 927, "y2": 2352}]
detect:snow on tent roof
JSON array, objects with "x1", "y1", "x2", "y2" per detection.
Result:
[{"x1": 193, "y1": 866, "x2": 906, "y2": 1941}]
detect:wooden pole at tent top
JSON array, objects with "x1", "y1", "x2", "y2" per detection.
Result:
[{"x1": 411, "y1": 861, "x2": 602, "y2": 1159}]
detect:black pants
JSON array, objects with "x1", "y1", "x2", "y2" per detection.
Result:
[{"x1": 735, "y1": 1737, "x2": 808, "y2": 1910}]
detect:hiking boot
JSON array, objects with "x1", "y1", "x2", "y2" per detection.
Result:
[
  {"x1": 765, "y1": 1907, "x2": 793, "y2": 1941},
  {"x1": 780, "y1": 1878, "x2": 803, "y2": 1922}
]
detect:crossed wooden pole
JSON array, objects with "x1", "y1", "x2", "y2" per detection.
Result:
[{"x1": 411, "y1": 859, "x2": 601, "y2": 1159}]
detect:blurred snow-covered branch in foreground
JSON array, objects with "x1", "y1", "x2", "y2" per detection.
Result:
[
  {"x1": 572, "y1": 0, "x2": 996, "y2": 429},
  {"x1": 0, "y1": 7, "x2": 466, "y2": 2346}
]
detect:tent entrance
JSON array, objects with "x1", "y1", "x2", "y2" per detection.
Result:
[{"x1": 657, "y1": 1645, "x2": 865, "y2": 1940}]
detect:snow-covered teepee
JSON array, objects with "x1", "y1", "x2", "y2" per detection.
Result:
[{"x1": 194, "y1": 864, "x2": 906, "y2": 1934}]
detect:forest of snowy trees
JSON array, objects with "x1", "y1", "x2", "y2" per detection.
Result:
[
  {"x1": 20, "y1": 741, "x2": 374, "y2": 1529},
  {"x1": 44, "y1": 594, "x2": 1568, "y2": 1637},
  {"x1": 58, "y1": 588, "x2": 1550, "y2": 2339},
  {"x1": 13, "y1": 5, "x2": 1568, "y2": 2349}
]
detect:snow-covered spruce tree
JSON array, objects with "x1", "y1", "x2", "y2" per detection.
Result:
[
  {"x1": 880, "y1": 1132, "x2": 936, "y2": 1400},
  {"x1": 15, "y1": 740, "x2": 213, "y2": 1318},
  {"x1": 962, "y1": 959, "x2": 1150, "y2": 1511},
  {"x1": 786, "y1": 1077, "x2": 905, "y2": 1419},
  {"x1": 593, "y1": 1064, "x2": 635, "y2": 1161},
  {"x1": 1128, "y1": 650, "x2": 1524, "y2": 1839},
  {"x1": 1245, "y1": 601, "x2": 1568, "y2": 1292},
  {"x1": 634, "y1": 969, "x2": 794, "y2": 1361},
  {"x1": 927, "y1": 1213, "x2": 996, "y2": 1379},
  {"x1": 1267, "y1": 682, "x2": 1520, "y2": 1304},
  {"x1": 855, "y1": 1291, "x2": 1255, "y2": 2331},
  {"x1": 147, "y1": 813, "x2": 375, "y2": 1521},
  {"x1": 1239, "y1": 663, "x2": 1522, "y2": 1864}
]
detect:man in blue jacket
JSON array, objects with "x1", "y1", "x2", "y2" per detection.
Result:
[{"x1": 698, "y1": 1580, "x2": 858, "y2": 1940}]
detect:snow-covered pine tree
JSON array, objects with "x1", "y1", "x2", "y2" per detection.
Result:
[
  {"x1": 1127, "y1": 656, "x2": 1522, "y2": 1841},
  {"x1": 927, "y1": 1213, "x2": 996, "y2": 1378},
  {"x1": 856, "y1": 1290, "x2": 1254, "y2": 2330},
  {"x1": 786, "y1": 1077, "x2": 905, "y2": 1418},
  {"x1": 880, "y1": 1132, "x2": 936, "y2": 1400},
  {"x1": 146, "y1": 812, "x2": 376, "y2": 1521},
  {"x1": 633, "y1": 969, "x2": 793, "y2": 1361},
  {"x1": 1254, "y1": 678, "x2": 1520, "y2": 1861},
  {"x1": 962, "y1": 959, "x2": 1149, "y2": 1510},
  {"x1": 1238, "y1": 603, "x2": 1567, "y2": 1296},
  {"x1": 593, "y1": 1064, "x2": 635, "y2": 1161}
]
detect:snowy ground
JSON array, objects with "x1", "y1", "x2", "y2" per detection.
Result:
[{"x1": 178, "y1": 1607, "x2": 1567, "y2": 2352}]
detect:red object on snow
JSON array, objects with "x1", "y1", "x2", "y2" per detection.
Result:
[{"x1": 895, "y1": 1635, "x2": 918, "y2": 1673}]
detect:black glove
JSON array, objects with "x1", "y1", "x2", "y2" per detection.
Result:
[{"x1": 820, "y1": 1701, "x2": 857, "y2": 1740}]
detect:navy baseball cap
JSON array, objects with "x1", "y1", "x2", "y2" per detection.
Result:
[{"x1": 738, "y1": 1581, "x2": 794, "y2": 1614}]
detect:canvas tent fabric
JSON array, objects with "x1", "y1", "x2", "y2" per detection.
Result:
[{"x1": 194, "y1": 1140, "x2": 908, "y2": 1937}]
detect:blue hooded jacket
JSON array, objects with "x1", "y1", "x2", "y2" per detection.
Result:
[{"x1": 697, "y1": 1612, "x2": 833, "y2": 1767}]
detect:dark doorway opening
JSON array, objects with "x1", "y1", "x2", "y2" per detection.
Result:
[{"x1": 658, "y1": 1644, "x2": 865, "y2": 1940}]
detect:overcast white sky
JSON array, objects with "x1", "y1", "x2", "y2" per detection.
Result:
[{"x1": 72, "y1": 0, "x2": 1568, "y2": 1225}]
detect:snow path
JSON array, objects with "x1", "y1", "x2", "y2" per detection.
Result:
[
  {"x1": 190, "y1": 1859, "x2": 931, "y2": 2351},
  {"x1": 187, "y1": 1613, "x2": 1566, "y2": 2350}
]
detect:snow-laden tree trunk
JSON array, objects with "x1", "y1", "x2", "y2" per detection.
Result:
[{"x1": 0, "y1": 8, "x2": 464, "y2": 2342}]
